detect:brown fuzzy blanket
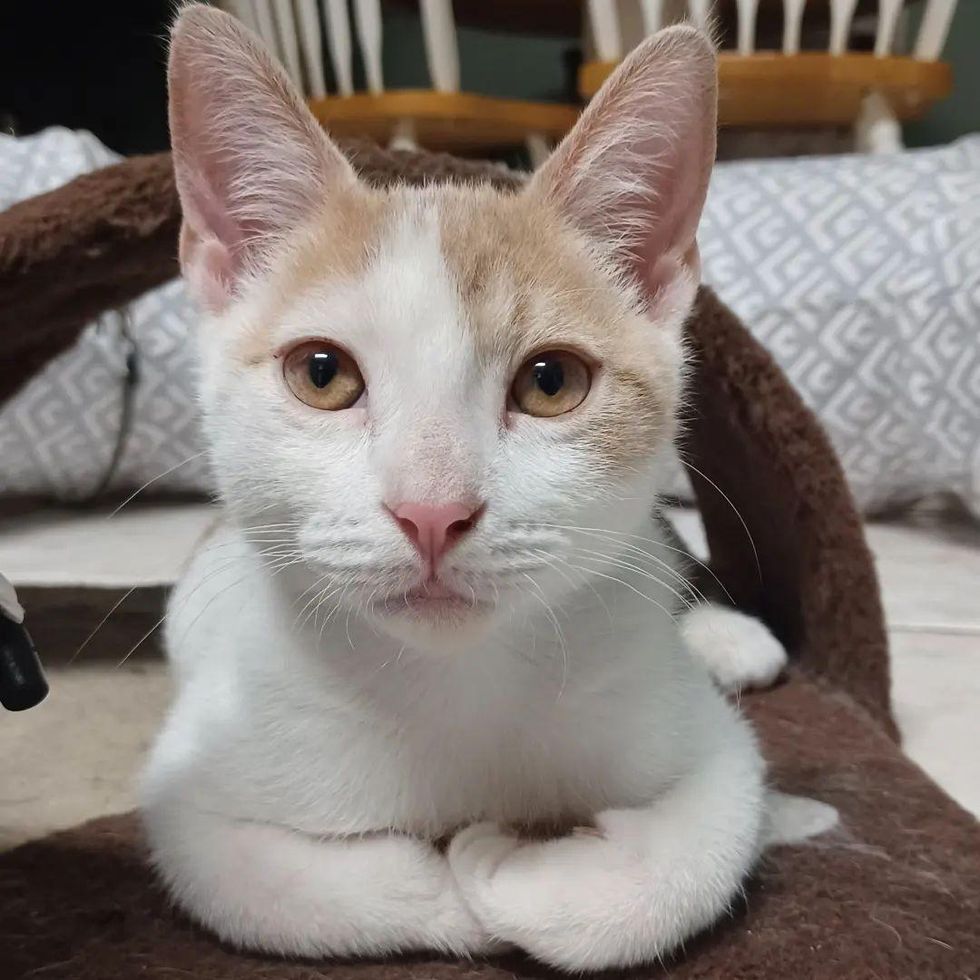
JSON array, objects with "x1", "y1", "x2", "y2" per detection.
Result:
[
  {"x1": 2, "y1": 143, "x2": 977, "y2": 978},
  {"x1": 3, "y1": 676, "x2": 978, "y2": 979}
]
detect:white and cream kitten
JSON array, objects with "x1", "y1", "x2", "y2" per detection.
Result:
[{"x1": 142, "y1": 5, "x2": 792, "y2": 971}]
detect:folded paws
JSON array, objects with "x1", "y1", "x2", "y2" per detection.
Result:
[{"x1": 447, "y1": 817, "x2": 688, "y2": 972}]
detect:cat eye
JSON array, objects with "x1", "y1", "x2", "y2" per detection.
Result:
[
  {"x1": 283, "y1": 342, "x2": 364, "y2": 411},
  {"x1": 511, "y1": 350, "x2": 592, "y2": 418}
]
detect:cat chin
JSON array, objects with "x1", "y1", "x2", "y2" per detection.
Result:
[{"x1": 365, "y1": 598, "x2": 499, "y2": 652}]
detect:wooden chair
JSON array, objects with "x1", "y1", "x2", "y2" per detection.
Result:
[
  {"x1": 218, "y1": 1, "x2": 957, "y2": 157},
  {"x1": 581, "y1": 0, "x2": 956, "y2": 152},
  {"x1": 219, "y1": 0, "x2": 579, "y2": 159}
]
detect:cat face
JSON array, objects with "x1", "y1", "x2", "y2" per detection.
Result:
[
  {"x1": 196, "y1": 186, "x2": 685, "y2": 645},
  {"x1": 169, "y1": 6, "x2": 716, "y2": 647}
]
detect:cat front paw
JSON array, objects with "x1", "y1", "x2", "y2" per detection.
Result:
[
  {"x1": 448, "y1": 821, "x2": 640, "y2": 971},
  {"x1": 447, "y1": 822, "x2": 523, "y2": 885},
  {"x1": 681, "y1": 604, "x2": 788, "y2": 693}
]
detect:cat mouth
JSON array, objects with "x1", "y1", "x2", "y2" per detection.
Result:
[{"x1": 374, "y1": 581, "x2": 491, "y2": 620}]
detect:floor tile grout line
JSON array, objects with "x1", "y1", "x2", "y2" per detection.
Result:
[{"x1": 887, "y1": 623, "x2": 980, "y2": 637}]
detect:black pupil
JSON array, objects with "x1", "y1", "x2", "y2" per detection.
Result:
[
  {"x1": 532, "y1": 359, "x2": 564, "y2": 397},
  {"x1": 308, "y1": 351, "x2": 339, "y2": 389}
]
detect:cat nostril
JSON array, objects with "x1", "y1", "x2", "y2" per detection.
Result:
[
  {"x1": 395, "y1": 516, "x2": 421, "y2": 546},
  {"x1": 448, "y1": 504, "x2": 485, "y2": 541},
  {"x1": 448, "y1": 516, "x2": 473, "y2": 538}
]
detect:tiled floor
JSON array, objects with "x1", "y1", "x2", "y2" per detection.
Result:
[
  {"x1": 890, "y1": 631, "x2": 980, "y2": 815},
  {"x1": 872, "y1": 518, "x2": 980, "y2": 817},
  {"x1": 1, "y1": 505, "x2": 977, "y2": 850},
  {"x1": 871, "y1": 519, "x2": 980, "y2": 633}
]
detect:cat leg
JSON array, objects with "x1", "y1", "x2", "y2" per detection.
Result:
[
  {"x1": 448, "y1": 713, "x2": 765, "y2": 972},
  {"x1": 143, "y1": 802, "x2": 495, "y2": 959},
  {"x1": 680, "y1": 602, "x2": 787, "y2": 692}
]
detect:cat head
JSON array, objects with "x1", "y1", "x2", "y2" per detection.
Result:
[{"x1": 169, "y1": 5, "x2": 716, "y2": 650}]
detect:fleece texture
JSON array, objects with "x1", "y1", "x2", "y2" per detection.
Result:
[{"x1": 2, "y1": 675, "x2": 977, "y2": 979}]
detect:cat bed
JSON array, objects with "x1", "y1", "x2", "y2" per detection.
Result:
[
  {"x1": 2, "y1": 144, "x2": 978, "y2": 976},
  {"x1": 4, "y1": 678, "x2": 979, "y2": 978}
]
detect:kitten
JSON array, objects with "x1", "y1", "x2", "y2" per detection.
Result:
[{"x1": 142, "y1": 5, "x2": 790, "y2": 971}]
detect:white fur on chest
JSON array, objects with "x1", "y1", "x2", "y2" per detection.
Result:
[{"x1": 145, "y1": 525, "x2": 719, "y2": 838}]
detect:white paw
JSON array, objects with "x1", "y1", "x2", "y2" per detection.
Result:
[
  {"x1": 681, "y1": 604, "x2": 788, "y2": 693},
  {"x1": 446, "y1": 821, "x2": 524, "y2": 925},
  {"x1": 447, "y1": 822, "x2": 535, "y2": 953},
  {"x1": 763, "y1": 791, "x2": 839, "y2": 846},
  {"x1": 447, "y1": 822, "x2": 634, "y2": 970}
]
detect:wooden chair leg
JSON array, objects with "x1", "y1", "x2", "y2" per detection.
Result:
[
  {"x1": 389, "y1": 118, "x2": 419, "y2": 152},
  {"x1": 855, "y1": 90, "x2": 903, "y2": 154},
  {"x1": 525, "y1": 133, "x2": 552, "y2": 170}
]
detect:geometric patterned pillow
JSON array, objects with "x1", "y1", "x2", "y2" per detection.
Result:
[
  {"x1": 109, "y1": 279, "x2": 211, "y2": 497},
  {"x1": 0, "y1": 310, "x2": 133, "y2": 499},
  {"x1": 0, "y1": 279, "x2": 210, "y2": 501},
  {"x1": 0, "y1": 129, "x2": 210, "y2": 501},
  {"x1": 0, "y1": 129, "x2": 130, "y2": 501},
  {"x1": 698, "y1": 136, "x2": 980, "y2": 517}
]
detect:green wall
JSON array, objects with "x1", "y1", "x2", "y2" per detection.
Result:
[
  {"x1": 905, "y1": 0, "x2": 980, "y2": 147},
  {"x1": 380, "y1": 8, "x2": 574, "y2": 103}
]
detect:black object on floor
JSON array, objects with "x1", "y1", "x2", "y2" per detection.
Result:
[{"x1": 0, "y1": 612, "x2": 48, "y2": 712}]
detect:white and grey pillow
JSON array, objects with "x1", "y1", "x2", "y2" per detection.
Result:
[
  {"x1": 0, "y1": 130, "x2": 210, "y2": 501},
  {"x1": 691, "y1": 136, "x2": 980, "y2": 516}
]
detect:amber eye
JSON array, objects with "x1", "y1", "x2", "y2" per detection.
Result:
[
  {"x1": 511, "y1": 350, "x2": 591, "y2": 418},
  {"x1": 283, "y1": 342, "x2": 364, "y2": 411}
]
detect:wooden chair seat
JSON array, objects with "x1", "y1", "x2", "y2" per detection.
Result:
[
  {"x1": 309, "y1": 91, "x2": 578, "y2": 154},
  {"x1": 580, "y1": 52, "x2": 953, "y2": 127}
]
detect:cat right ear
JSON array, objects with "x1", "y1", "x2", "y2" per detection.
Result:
[
  {"x1": 526, "y1": 26, "x2": 717, "y2": 319},
  {"x1": 168, "y1": 4, "x2": 356, "y2": 312}
]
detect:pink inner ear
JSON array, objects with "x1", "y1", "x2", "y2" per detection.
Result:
[
  {"x1": 527, "y1": 28, "x2": 716, "y2": 310},
  {"x1": 180, "y1": 158, "x2": 247, "y2": 258},
  {"x1": 629, "y1": 96, "x2": 712, "y2": 277},
  {"x1": 168, "y1": 5, "x2": 360, "y2": 311},
  {"x1": 644, "y1": 254, "x2": 683, "y2": 303},
  {"x1": 636, "y1": 240, "x2": 703, "y2": 306},
  {"x1": 179, "y1": 222, "x2": 236, "y2": 313}
]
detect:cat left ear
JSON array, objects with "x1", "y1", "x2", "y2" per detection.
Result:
[
  {"x1": 169, "y1": 4, "x2": 357, "y2": 312},
  {"x1": 527, "y1": 26, "x2": 717, "y2": 316}
]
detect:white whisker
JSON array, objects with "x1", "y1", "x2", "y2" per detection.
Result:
[
  {"x1": 570, "y1": 548, "x2": 694, "y2": 610},
  {"x1": 678, "y1": 460, "x2": 762, "y2": 583},
  {"x1": 70, "y1": 586, "x2": 138, "y2": 664},
  {"x1": 108, "y1": 451, "x2": 209, "y2": 518},
  {"x1": 530, "y1": 548, "x2": 614, "y2": 631},
  {"x1": 532, "y1": 521, "x2": 734, "y2": 606},
  {"x1": 116, "y1": 613, "x2": 168, "y2": 668},
  {"x1": 522, "y1": 571, "x2": 569, "y2": 700},
  {"x1": 566, "y1": 563, "x2": 678, "y2": 625}
]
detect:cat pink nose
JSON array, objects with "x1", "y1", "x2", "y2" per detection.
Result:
[{"x1": 389, "y1": 501, "x2": 483, "y2": 570}]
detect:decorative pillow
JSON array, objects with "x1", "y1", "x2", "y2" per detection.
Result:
[
  {"x1": 0, "y1": 130, "x2": 210, "y2": 500},
  {"x1": 1, "y1": 129, "x2": 126, "y2": 500},
  {"x1": 696, "y1": 135, "x2": 980, "y2": 516}
]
